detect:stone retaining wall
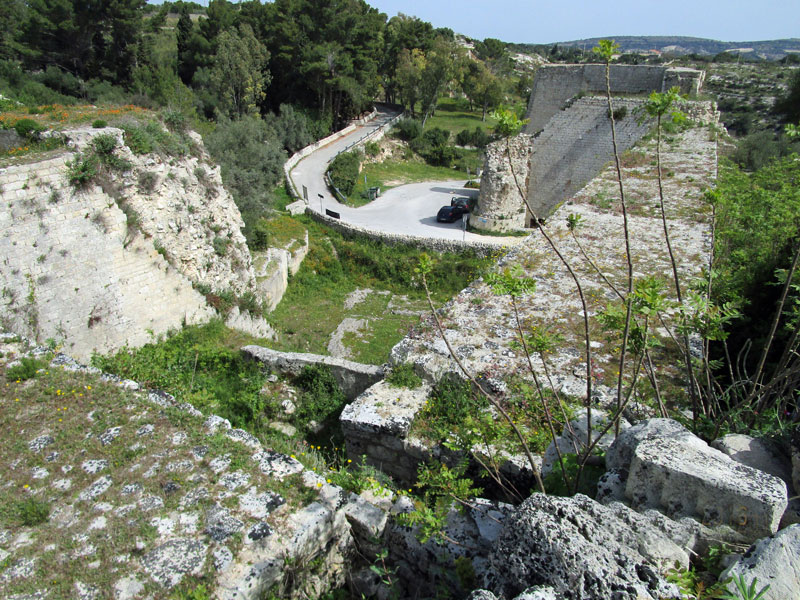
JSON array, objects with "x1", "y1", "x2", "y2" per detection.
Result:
[
  {"x1": 241, "y1": 345, "x2": 385, "y2": 400},
  {"x1": 524, "y1": 64, "x2": 704, "y2": 133},
  {"x1": 305, "y1": 210, "x2": 514, "y2": 257},
  {"x1": 526, "y1": 97, "x2": 653, "y2": 219}
]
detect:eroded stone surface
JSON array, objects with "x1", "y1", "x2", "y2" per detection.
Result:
[
  {"x1": 720, "y1": 525, "x2": 800, "y2": 600},
  {"x1": 484, "y1": 494, "x2": 684, "y2": 600}
]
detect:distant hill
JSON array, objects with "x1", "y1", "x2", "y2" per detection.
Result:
[{"x1": 550, "y1": 36, "x2": 800, "y2": 60}]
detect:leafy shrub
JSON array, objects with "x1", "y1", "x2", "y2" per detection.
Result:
[
  {"x1": 455, "y1": 126, "x2": 492, "y2": 148},
  {"x1": 66, "y1": 153, "x2": 98, "y2": 187},
  {"x1": 421, "y1": 127, "x2": 450, "y2": 148},
  {"x1": 92, "y1": 133, "x2": 118, "y2": 157},
  {"x1": 212, "y1": 236, "x2": 229, "y2": 257},
  {"x1": 204, "y1": 116, "x2": 287, "y2": 246},
  {"x1": 92, "y1": 119, "x2": 107, "y2": 128},
  {"x1": 364, "y1": 141, "x2": 380, "y2": 157},
  {"x1": 13, "y1": 118, "x2": 43, "y2": 141},
  {"x1": 6, "y1": 357, "x2": 47, "y2": 381},
  {"x1": 162, "y1": 108, "x2": 187, "y2": 132},
  {"x1": 392, "y1": 118, "x2": 422, "y2": 141},
  {"x1": 37, "y1": 65, "x2": 83, "y2": 97},
  {"x1": 607, "y1": 106, "x2": 628, "y2": 120},
  {"x1": 730, "y1": 130, "x2": 800, "y2": 171},
  {"x1": 386, "y1": 363, "x2": 422, "y2": 388},
  {"x1": 10, "y1": 496, "x2": 50, "y2": 526},
  {"x1": 327, "y1": 150, "x2": 362, "y2": 196},
  {"x1": 251, "y1": 219, "x2": 271, "y2": 251},
  {"x1": 137, "y1": 171, "x2": 158, "y2": 193},
  {"x1": 293, "y1": 364, "x2": 346, "y2": 429},
  {"x1": 263, "y1": 103, "x2": 314, "y2": 154}
]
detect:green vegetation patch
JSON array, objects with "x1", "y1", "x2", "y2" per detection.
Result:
[
  {"x1": 92, "y1": 319, "x2": 268, "y2": 428},
  {"x1": 0, "y1": 351, "x2": 327, "y2": 598},
  {"x1": 267, "y1": 216, "x2": 488, "y2": 362}
]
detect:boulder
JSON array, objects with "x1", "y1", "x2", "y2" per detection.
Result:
[
  {"x1": 542, "y1": 409, "x2": 629, "y2": 476},
  {"x1": 605, "y1": 418, "x2": 700, "y2": 472},
  {"x1": 626, "y1": 436, "x2": 787, "y2": 542},
  {"x1": 720, "y1": 524, "x2": 800, "y2": 600},
  {"x1": 711, "y1": 434, "x2": 793, "y2": 489},
  {"x1": 483, "y1": 493, "x2": 685, "y2": 600}
]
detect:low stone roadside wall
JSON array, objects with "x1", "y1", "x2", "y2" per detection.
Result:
[
  {"x1": 306, "y1": 210, "x2": 516, "y2": 257},
  {"x1": 241, "y1": 345, "x2": 385, "y2": 400}
]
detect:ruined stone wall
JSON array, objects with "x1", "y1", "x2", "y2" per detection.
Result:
[
  {"x1": 524, "y1": 64, "x2": 704, "y2": 133},
  {"x1": 527, "y1": 97, "x2": 653, "y2": 219},
  {"x1": 0, "y1": 127, "x2": 263, "y2": 359},
  {"x1": 470, "y1": 134, "x2": 533, "y2": 232}
]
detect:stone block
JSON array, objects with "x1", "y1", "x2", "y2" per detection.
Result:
[{"x1": 627, "y1": 437, "x2": 787, "y2": 542}]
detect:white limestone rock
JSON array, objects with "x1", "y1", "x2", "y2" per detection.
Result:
[
  {"x1": 141, "y1": 538, "x2": 207, "y2": 588},
  {"x1": 542, "y1": 408, "x2": 629, "y2": 476},
  {"x1": 720, "y1": 524, "x2": 800, "y2": 600},
  {"x1": 711, "y1": 433, "x2": 793, "y2": 489},
  {"x1": 627, "y1": 436, "x2": 787, "y2": 542},
  {"x1": 483, "y1": 494, "x2": 685, "y2": 600}
]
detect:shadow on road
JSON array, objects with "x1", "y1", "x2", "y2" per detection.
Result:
[{"x1": 418, "y1": 216, "x2": 464, "y2": 229}]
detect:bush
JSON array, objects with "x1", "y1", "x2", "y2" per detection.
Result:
[
  {"x1": 162, "y1": 108, "x2": 187, "y2": 132},
  {"x1": 13, "y1": 118, "x2": 43, "y2": 141},
  {"x1": 10, "y1": 496, "x2": 50, "y2": 526},
  {"x1": 293, "y1": 364, "x2": 347, "y2": 429},
  {"x1": 66, "y1": 153, "x2": 98, "y2": 187},
  {"x1": 92, "y1": 119, "x2": 107, "y2": 128},
  {"x1": 137, "y1": 171, "x2": 158, "y2": 193},
  {"x1": 6, "y1": 357, "x2": 47, "y2": 381},
  {"x1": 327, "y1": 150, "x2": 362, "y2": 196},
  {"x1": 455, "y1": 126, "x2": 492, "y2": 148},
  {"x1": 364, "y1": 141, "x2": 380, "y2": 157},
  {"x1": 730, "y1": 131, "x2": 800, "y2": 171},
  {"x1": 386, "y1": 363, "x2": 422, "y2": 388},
  {"x1": 92, "y1": 133, "x2": 118, "y2": 157},
  {"x1": 212, "y1": 236, "x2": 229, "y2": 257},
  {"x1": 204, "y1": 116, "x2": 288, "y2": 246},
  {"x1": 251, "y1": 219, "x2": 271, "y2": 251},
  {"x1": 392, "y1": 118, "x2": 422, "y2": 141}
]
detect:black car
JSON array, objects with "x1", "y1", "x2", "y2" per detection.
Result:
[
  {"x1": 436, "y1": 205, "x2": 468, "y2": 223},
  {"x1": 451, "y1": 196, "x2": 471, "y2": 210}
]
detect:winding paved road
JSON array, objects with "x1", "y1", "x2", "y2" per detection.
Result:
[{"x1": 289, "y1": 106, "x2": 521, "y2": 246}]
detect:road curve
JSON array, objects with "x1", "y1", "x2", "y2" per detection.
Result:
[{"x1": 289, "y1": 107, "x2": 522, "y2": 246}]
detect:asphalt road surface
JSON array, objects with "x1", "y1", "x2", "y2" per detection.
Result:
[{"x1": 289, "y1": 107, "x2": 521, "y2": 245}]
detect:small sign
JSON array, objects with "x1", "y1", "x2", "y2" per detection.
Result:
[
  {"x1": 302, "y1": 185, "x2": 308, "y2": 200},
  {"x1": 326, "y1": 209, "x2": 341, "y2": 219}
]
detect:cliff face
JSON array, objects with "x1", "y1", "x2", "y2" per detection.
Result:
[{"x1": 0, "y1": 126, "x2": 261, "y2": 359}]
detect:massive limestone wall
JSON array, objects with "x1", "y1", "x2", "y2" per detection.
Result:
[
  {"x1": 474, "y1": 64, "x2": 706, "y2": 232},
  {"x1": 527, "y1": 97, "x2": 653, "y2": 220},
  {"x1": 0, "y1": 127, "x2": 265, "y2": 359},
  {"x1": 524, "y1": 64, "x2": 704, "y2": 134}
]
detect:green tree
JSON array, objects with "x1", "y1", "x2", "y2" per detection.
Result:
[
  {"x1": 419, "y1": 36, "x2": 460, "y2": 127},
  {"x1": 775, "y1": 69, "x2": 800, "y2": 125},
  {"x1": 211, "y1": 23, "x2": 270, "y2": 119},
  {"x1": 176, "y1": 5, "x2": 196, "y2": 85},
  {"x1": 395, "y1": 48, "x2": 425, "y2": 116},
  {"x1": 16, "y1": 0, "x2": 145, "y2": 84}
]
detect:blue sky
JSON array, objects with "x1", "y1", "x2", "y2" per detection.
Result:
[{"x1": 362, "y1": 0, "x2": 800, "y2": 44}]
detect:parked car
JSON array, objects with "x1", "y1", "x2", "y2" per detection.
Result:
[
  {"x1": 451, "y1": 196, "x2": 471, "y2": 211},
  {"x1": 436, "y1": 204, "x2": 468, "y2": 223}
]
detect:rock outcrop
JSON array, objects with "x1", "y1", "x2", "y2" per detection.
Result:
[
  {"x1": 720, "y1": 524, "x2": 800, "y2": 600},
  {"x1": 482, "y1": 494, "x2": 685, "y2": 600},
  {"x1": 606, "y1": 419, "x2": 788, "y2": 543}
]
